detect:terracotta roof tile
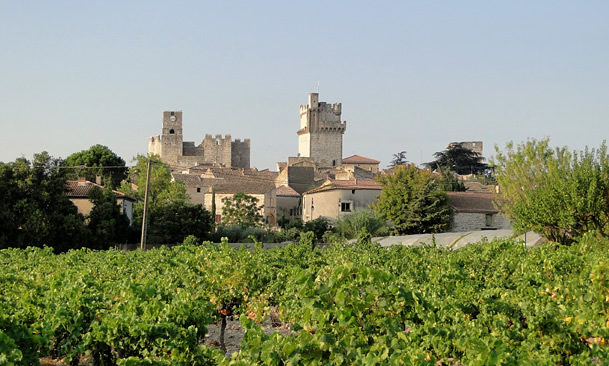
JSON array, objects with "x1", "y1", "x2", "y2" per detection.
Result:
[
  {"x1": 304, "y1": 178, "x2": 381, "y2": 194},
  {"x1": 342, "y1": 155, "x2": 380, "y2": 164},
  {"x1": 447, "y1": 192, "x2": 503, "y2": 213},
  {"x1": 276, "y1": 185, "x2": 301, "y2": 197},
  {"x1": 66, "y1": 180, "x2": 135, "y2": 201}
]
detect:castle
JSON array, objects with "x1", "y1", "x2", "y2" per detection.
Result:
[
  {"x1": 296, "y1": 93, "x2": 346, "y2": 168},
  {"x1": 148, "y1": 111, "x2": 250, "y2": 169}
]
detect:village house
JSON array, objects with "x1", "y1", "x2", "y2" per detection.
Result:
[
  {"x1": 302, "y1": 178, "x2": 382, "y2": 223},
  {"x1": 447, "y1": 191, "x2": 511, "y2": 232},
  {"x1": 341, "y1": 154, "x2": 380, "y2": 174},
  {"x1": 66, "y1": 177, "x2": 136, "y2": 224}
]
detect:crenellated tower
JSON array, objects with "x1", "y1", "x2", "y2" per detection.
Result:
[
  {"x1": 148, "y1": 111, "x2": 250, "y2": 169},
  {"x1": 297, "y1": 93, "x2": 346, "y2": 167}
]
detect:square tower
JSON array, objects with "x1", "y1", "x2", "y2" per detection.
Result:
[{"x1": 297, "y1": 93, "x2": 346, "y2": 168}]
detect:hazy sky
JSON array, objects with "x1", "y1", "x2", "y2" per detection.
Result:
[{"x1": 1, "y1": 1, "x2": 608, "y2": 170}]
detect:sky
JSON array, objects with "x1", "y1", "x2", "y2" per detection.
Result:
[{"x1": 1, "y1": 1, "x2": 608, "y2": 171}]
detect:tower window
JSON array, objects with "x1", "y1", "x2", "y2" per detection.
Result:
[{"x1": 169, "y1": 129, "x2": 175, "y2": 134}]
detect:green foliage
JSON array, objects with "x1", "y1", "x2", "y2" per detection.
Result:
[
  {"x1": 493, "y1": 138, "x2": 609, "y2": 244},
  {"x1": 303, "y1": 217, "x2": 333, "y2": 242},
  {"x1": 426, "y1": 144, "x2": 488, "y2": 175},
  {"x1": 221, "y1": 192, "x2": 263, "y2": 228},
  {"x1": 64, "y1": 144, "x2": 127, "y2": 189},
  {"x1": 373, "y1": 164, "x2": 452, "y2": 235},
  {"x1": 0, "y1": 152, "x2": 87, "y2": 251},
  {"x1": 435, "y1": 167, "x2": 467, "y2": 192},
  {"x1": 86, "y1": 186, "x2": 131, "y2": 249},
  {"x1": 335, "y1": 209, "x2": 389, "y2": 239},
  {"x1": 146, "y1": 201, "x2": 213, "y2": 244},
  {"x1": 119, "y1": 155, "x2": 191, "y2": 243},
  {"x1": 5, "y1": 233, "x2": 609, "y2": 364}
]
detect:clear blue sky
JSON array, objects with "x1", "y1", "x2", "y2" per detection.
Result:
[{"x1": 1, "y1": 1, "x2": 608, "y2": 170}]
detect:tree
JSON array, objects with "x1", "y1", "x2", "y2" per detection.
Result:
[
  {"x1": 435, "y1": 167, "x2": 467, "y2": 192},
  {"x1": 118, "y1": 154, "x2": 190, "y2": 242},
  {"x1": 64, "y1": 144, "x2": 127, "y2": 189},
  {"x1": 335, "y1": 209, "x2": 389, "y2": 239},
  {"x1": 389, "y1": 151, "x2": 408, "y2": 168},
  {"x1": 221, "y1": 192, "x2": 263, "y2": 228},
  {"x1": 426, "y1": 144, "x2": 487, "y2": 175},
  {"x1": 0, "y1": 152, "x2": 87, "y2": 251},
  {"x1": 373, "y1": 164, "x2": 452, "y2": 235},
  {"x1": 146, "y1": 202, "x2": 213, "y2": 244},
  {"x1": 492, "y1": 138, "x2": 609, "y2": 244},
  {"x1": 86, "y1": 186, "x2": 131, "y2": 249}
]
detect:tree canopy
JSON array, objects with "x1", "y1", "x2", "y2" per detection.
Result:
[
  {"x1": 426, "y1": 144, "x2": 487, "y2": 175},
  {"x1": 388, "y1": 151, "x2": 408, "y2": 168},
  {"x1": 493, "y1": 138, "x2": 609, "y2": 244},
  {"x1": 0, "y1": 152, "x2": 87, "y2": 250},
  {"x1": 64, "y1": 144, "x2": 127, "y2": 188},
  {"x1": 373, "y1": 164, "x2": 452, "y2": 235},
  {"x1": 221, "y1": 192, "x2": 264, "y2": 228},
  {"x1": 86, "y1": 186, "x2": 130, "y2": 249}
]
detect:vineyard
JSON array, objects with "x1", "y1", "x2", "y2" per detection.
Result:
[{"x1": 2, "y1": 234, "x2": 609, "y2": 365}]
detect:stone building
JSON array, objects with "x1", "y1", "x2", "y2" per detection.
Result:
[
  {"x1": 447, "y1": 192, "x2": 510, "y2": 232},
  {"x1": 149, "y1": 111, "x2": 250, "y2": 169},
  {"x1": 302, "y1": 178, "x2": 381, "y2": 223},
  {"x1": 449, "y1": 141, "x2": 483, "y2": 156},
  {"x1": 297, "y1": 93, "x2": 346, "y2": 168}
]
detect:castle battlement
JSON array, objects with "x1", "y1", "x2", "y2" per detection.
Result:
[{"x1": 149, "y1": 111, "x2": 250, "y2": 169}]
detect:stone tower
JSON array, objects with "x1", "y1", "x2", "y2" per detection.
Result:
[
  {"x1": 297, "y1": 93, "x2": 346, "y2": 167},
  {"x1": 148, "y1": 111, "x2": 250, "y2": 169}
]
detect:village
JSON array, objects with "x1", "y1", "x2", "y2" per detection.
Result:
[{"x1": 64, "y1": 91, "x2": 511, "y2": 241}]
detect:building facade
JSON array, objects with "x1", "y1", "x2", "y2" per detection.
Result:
[{"x1": 149, "y1": 111, "x2": 250, "y2": 169}]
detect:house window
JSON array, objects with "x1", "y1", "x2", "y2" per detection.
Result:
[
  {"x1": 196, "y1": 187, "x2": 201, "y2": 193},
  {"x1": 351, "y1": 189, "x2": 355, "y2": 194},
  {"x1": 485, "y1": 214, "x2": 493, "y2": 227},
  {"x1": 341, "y1": 202, "x2": 352, "y2": 212}
]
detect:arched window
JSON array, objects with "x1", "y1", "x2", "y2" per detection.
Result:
[{"x1": 169, "y1": 129, "x2": 175, "y2": 134}]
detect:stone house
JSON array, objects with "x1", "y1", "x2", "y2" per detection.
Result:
[
  {"x1": 203, "y1": 179, "x2": 277, "y2": 226},
  {"x1": 447, "y1": 192, "x2": 510, "y2": 232},
  {"x1": 302, "y1": 178, "x2": 382, "y2": 223},
  {"x1": 341, "y1": 155, "x2": 380, "y2": 174},
  {"x1": 276, "y1": 185, "x2": 302, "y2": 223},
  {"x1": 66, "y1": 178, "x2": 135, "y2": 224}
]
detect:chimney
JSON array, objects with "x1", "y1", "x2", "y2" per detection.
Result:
[
  {"x1": 95, "y1": 175, "x2": 102, "y2": 185},
  {"x1": 77, "y1": 176, "x2": 86, "y2": 186}
]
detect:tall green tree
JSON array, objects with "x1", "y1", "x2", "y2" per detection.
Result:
[
  {"x1": 221, "y1": 192, "x2": 264, "y2": 228},
  {"x1": 86, "y1": 186, "x2": 131, "y2": 249},
  {"x1": 146, "y1": 202, "x2": 213, "y2": 244},
  {"x1": 64, "y1": 144, "x2": 127, "y2": 188},
  {"x1": 373, "y1": 164, "x2": 452, "y2": 235},
  {"x1": 426, "y1": 144, "x2": 487, "y2": 175},
  {"x1": 0, "y1": 152, "x2": 87, "y2": 250},
  {"x1": 493, "y1": 138, "x2": 609, "y2": 244}
]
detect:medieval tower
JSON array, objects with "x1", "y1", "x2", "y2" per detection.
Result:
[
  {"x1": 148, "y1": 111, "x2": 250, "y2": 169},
  {"x1": 297, "y1": 93, "x2": 346, "y2": 168}
]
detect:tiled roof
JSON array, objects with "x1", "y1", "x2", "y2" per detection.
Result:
[
  {"x1": 342, "y1": 155, "x2": 380, "y2": 164},
  {"x1": 447, "y1": 192, "x2": 502, "y2": 214},
  {"x1": 276, "y1": 185, "x2": 301, "y2": 197},
  {"x1": 211, "y1": 179, "x2": 276, "y2": 195},
  {"x1": 304, "y1": 178, "x2": 381, "y2": 194},
  {"x1": 66, "y1": 180, "x2": 135, "y2": 201}
]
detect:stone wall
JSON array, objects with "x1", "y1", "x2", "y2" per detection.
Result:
[{"x1": 451, "y1": 212, "x2": 511, "y2": 232}]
